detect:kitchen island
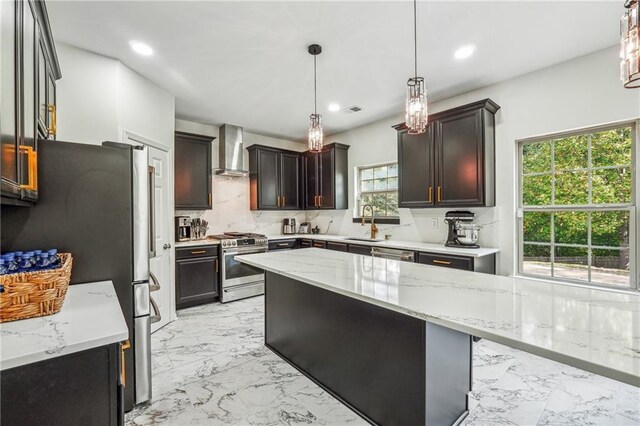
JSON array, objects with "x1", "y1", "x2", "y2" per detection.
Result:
[{"x1": 238, "y1": 248, "x2": 640, "y2": 425}]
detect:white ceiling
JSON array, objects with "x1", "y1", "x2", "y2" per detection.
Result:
[{"x1": 47, "y1": 1, "x2": 621, "y2": 142}]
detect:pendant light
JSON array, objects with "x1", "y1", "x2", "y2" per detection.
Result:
[
  {"x1": 308, "y1": 44, "x2": 323, "y2": 152},
  {"x1": 405, "y1": 0, "x2": 428, "y2": 134},
  {"x1": 621, "y1": 0, "x2": 640, "y2": 88}
]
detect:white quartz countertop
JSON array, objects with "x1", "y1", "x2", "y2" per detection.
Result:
[
  {"x1": 238, "y1": 249, "x2": 640, "y2": 386},
  {"x1": 0, "y1": 281, "x2": 128, "y2": 371},
  {"x1": 266, "y1": 234, "x2": 499, "y2": 258},
  {"x1": 175, "y1": 239, "x2": 220, "y2": 248}
]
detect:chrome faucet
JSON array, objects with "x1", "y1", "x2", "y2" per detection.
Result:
[{"x1": 361, "y1": 204, "x2": 379, "y2": 239}]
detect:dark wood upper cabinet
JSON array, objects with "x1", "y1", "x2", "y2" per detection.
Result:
[
  {"x1": 1, "y1": 0, "x2": 61, "y2": 206},
  {"x1": 280, "y1": 152, "x2": 302, "y2": 209},
  {"x1": 305, "y1": 143, "x2": 349, "y2": 210},
  {"x1": 394, "y1": 99, "x2": 499, "y2": 208},
  {"x1": 248, "y1": 145, "x2": 302, "y2": 210},
  {"x1": 396, "y1": 124, "x2": 435, "y2": 208},
  {"x1": 174, "y1": 131, "x2": 213, "y2": 210}
]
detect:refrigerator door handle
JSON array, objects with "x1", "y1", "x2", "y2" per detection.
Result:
[
  {"x1": 148, "y1": 165, "x2": 156, "y2": 258},
  {"x1": 150, "y1": 295, "x2": 161, "y2": 324},
  {"x1": 149, "y1": 271, "x2": 161, "y2": 292}
]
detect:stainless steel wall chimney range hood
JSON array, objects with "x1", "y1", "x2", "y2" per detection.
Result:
[{"x1": 216, "y1": 124, "x2": 249, "y2": 176}]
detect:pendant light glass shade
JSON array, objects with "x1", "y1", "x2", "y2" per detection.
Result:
[
  {"x1": 308, "y1": 113, "x2": 323, "y2": 152},
  {"x1": 621, "y1": 0, "x2": 640, "y2": 88},
  {"x1": 406, "y1": 77, "x2": 428, "y2": 135},
  {"x1": 405, "y1": 0, "x2": 428, "y2": 134}
]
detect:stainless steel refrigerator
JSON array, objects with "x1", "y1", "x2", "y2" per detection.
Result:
[{"x1": 1, "y1": 139, "x2": 159, "y2": 411}]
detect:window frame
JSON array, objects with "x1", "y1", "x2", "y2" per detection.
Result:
[
  {"x1": 516, "y1": 120, "x2": 639, "y2": 292},
  {"x1": 354, "y1": 161, "x2": 400, "y2": 223}
]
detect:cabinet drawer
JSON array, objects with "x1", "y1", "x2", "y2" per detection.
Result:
[
  {"x1": 268, "y1": 239, "x2": 297, "y2": 251},
  {"x1": 417, "y1": 253, "x2": 473, "y2": 271},
  {"x1": 311, "y1": 240, "x2": 327, "y2": 249},
  {"x1": 326, "y1": 241, "x2": 348, "y2": 252},
  {"x1": 348, "y1": 244, "x2": 372, "y2": 256},
  {"x1": 176, "y1": 245, "x2": 218, "y2": 259},
  {"x1": 299, "y1": 239, "x2": 313, "y2": 248}
]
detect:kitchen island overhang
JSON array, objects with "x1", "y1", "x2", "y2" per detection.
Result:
[{"x1": 238, "y1": 248, "x2": 640, "y2": 424}]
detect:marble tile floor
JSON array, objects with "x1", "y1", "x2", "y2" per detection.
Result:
[{"x1": 126, "y1": 296, "x2": 639, "y2": 426}]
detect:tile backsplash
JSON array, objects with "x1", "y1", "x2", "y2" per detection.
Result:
[{"x1": 177, "y1": 174, "x2": 499, "y2": 249}]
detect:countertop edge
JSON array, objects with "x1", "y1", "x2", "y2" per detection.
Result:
[{"x1": 266, "y1": 234, "x2": 499, "y2": 257}]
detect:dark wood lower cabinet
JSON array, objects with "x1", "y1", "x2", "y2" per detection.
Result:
[
  {"x1": 299, "y1": 239, "x2": 313, "y2": 248},
  {"x1": 268, "y1": 239, "x2": 297, "y2": 251},
  {"x1": 1, "y1": 343, "x2": 122, "y2": 426},
  {"x1": 347, "y1": 244, "x2": 372, "y2": 256},
  {"x1": 326, "y1": 241, "x2": 348, "y2": 252},
  {"x1": 176, "y1": 245, "x2": 219, "y2": 309},
  {"x1": 417, "y1": 252, "x2": 495, "y2": 274},
  {"x1": 311, "y1": 240, "x2": 326, "y2": 249}
]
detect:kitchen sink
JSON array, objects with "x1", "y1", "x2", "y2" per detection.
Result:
[{"x1": 345, "y1": 237, "x2": 385, "y2": 242}]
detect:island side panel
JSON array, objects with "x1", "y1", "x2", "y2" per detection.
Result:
[{"x1": 265, "y1": 271, "x2": 472, "y2": 425}]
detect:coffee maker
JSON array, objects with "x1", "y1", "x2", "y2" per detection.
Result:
[
  {"x1": 444, "y1": 211, "x2": 480, "y2": 248},
  {"x1": 282, "y1": 218, "x2": 297, "y2": 235},
  {"x1": 175, "y1": 216, "x2": 192, "y2": 242}
]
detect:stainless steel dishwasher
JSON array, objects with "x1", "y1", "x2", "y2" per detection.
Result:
[{"x1": 371, "y1": 247, "x2": 415, "y2": 262}]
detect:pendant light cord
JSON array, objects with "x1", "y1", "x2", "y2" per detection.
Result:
[
  {"x1": 313, "y1": 55, "x2": 318, "y2": 115},
  {"x1": 413, "y1": 0, "x2": 418, "y2": 79}
]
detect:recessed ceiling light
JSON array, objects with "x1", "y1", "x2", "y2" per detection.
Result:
[
  {"x1": 129, "y1": 40, "x2": 153, "y2": 56},
  {"x1": 454, "y1": 44, "x2": 475, "y2": 60},
  {"x1": 328, "y1": 103, "x2": 341, "y2": 112}
]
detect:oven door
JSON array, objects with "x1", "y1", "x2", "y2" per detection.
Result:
[{"x1": 221, "y1": 246, "x2": 267, "y2": 288}]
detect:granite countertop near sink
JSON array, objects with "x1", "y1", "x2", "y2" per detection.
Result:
[
  {"x1": 238, "y1": 249, "x2": 640, "y2": 387},
  {"x1": 174, "y1": 238, "x2": 221, "y2": 248},
  {"x1": 265, "y1": 234, "x2": 498, "y2": 258},
  {"x1": 0, "y1": 281, "x2": 128, "y2": 371}
]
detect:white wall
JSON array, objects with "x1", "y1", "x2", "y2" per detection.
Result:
[
  {"x1": 56, "y1": 43, "x2": 175, "y2": 149},
  {"x1": 319, "y1": 46, "x2": 640, "y2": 276},
  {"x1": 175, "y1": 119, "x2": 307, "y2": 235},
  {"x1": 56, "y1": 43, "x2": 119, "y2": 144}
]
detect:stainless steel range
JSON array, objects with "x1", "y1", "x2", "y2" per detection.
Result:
[{"x1": 213, "y1": 232, "x2": 268, "y2": 303}]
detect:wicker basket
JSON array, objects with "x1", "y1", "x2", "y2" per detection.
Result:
[{"x1": 0, "y1": 253, "x2": 73, "y2": 323}]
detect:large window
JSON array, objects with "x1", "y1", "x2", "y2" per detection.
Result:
[
  {"x1": 357, "y1": 163, "x2": 399, "y2": 219},
  {"x1": 518, "y1": 123, "x2": 637, "y2": 290}
]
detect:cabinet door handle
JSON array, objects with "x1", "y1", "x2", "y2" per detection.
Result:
[
  {"x1": 314, "y1": 195, "x2": 318, "y2": 207},
  {"x1": 282, "y1": 195, "x2": 285, "y2": 206},
  {"x1": 432, "y1": 259, "x2": 452, "y2": 265},
  {"x1": 319, "y1": 195, "x2": 322, "y2": 207},
  {"x1": 277, "y1": 196, "x2": 280, "y2": 207},
  {"x1": 215, "y1": 258, "x2": 219, "y2": 273},
  {"x1": 120, "y1": 340, "x2": 131, "y2": 386},
  {"x1": 191, "y1": 250, "x2": 207, "y2": 255},
  {"x1": 208, "y1": 193, "x2": 212, "y2": 206},
  {"x1": 18, "y1": 146, "x2": 38, "y2": 191},
  {"x1": 437, "y1": 186, "x2": 442, "y2": 203},
  {"x1": 313, "y1": 243, "x2": 324, "y2": 248},
  {"x1": 278, "y1": 243, "x2": 289, "y2": 247},
  {"x1": 47, "y1": 104, "x2": 57, "y2": 137},
  {"x1": 427, "y1": 186, "x2": 432, "y2": 203}
]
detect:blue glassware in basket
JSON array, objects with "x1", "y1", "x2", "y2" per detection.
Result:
[
  {"x1": 0, "y1": 259, "x2": 7, "y2": 275},
  {"x1": 37, "y1": 253, "x2": 51, "y2": 270},
  {"x1": 48, "y1": 249, "x2": 61, "y2": 269}
]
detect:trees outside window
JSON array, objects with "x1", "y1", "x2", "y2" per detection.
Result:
[
  {"x1": 518, "y1": 123, "x2": 636, "y2": 289},
  {"x1": 357, "y1": 163, "x2": 399, "y2": 218}
]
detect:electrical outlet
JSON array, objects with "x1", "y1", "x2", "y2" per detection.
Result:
[{"x1": 431, "y1": 218, "x2": 439, "y2": 229}]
